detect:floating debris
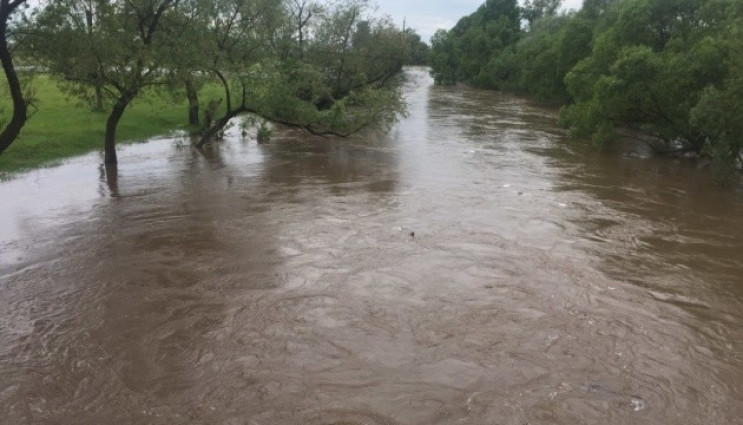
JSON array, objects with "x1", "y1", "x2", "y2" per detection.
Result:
[{"x1": 631, "y1": 398, "x2": 647, "y2": 412}]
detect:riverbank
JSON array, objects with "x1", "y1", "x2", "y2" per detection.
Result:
[{"x1": 0, "y1": 76, "x2": 215, "y2": 176}]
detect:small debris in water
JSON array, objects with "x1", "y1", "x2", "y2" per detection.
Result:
[
  {"x1": 631, "y1": 398, "x2": 647, "y2": 412},
  {"x1": 503, "y1": 184, "x2": 511, "y2": 188},
  {"x1": 409, "y1": 231, "x2": 415, "y2": 238},
  {"x1": 579, "y1": 383, "x2": 647, "y2": 413}
]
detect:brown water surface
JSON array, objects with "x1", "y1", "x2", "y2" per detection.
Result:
[{"x1": 1, "y1": 68, "x2": 742, "y2": 424}]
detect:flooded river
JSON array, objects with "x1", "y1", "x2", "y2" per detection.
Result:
[{"x1": 1, "y1": 68, "x2": 741, "y2": 424}]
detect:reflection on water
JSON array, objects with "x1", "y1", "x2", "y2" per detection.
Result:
[{"x1": 0, "y1": 68, "x2": 741, "y2": 424}]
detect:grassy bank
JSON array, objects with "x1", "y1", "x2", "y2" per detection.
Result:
[{"x1": 0, "y1": 76, "x2": 201, "y2": 174}]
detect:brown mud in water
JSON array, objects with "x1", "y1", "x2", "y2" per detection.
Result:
[{"x1": 1, "y1": 68, "x2": 741, "y2": 424}]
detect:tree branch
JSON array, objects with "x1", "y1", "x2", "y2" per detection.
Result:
[
  {"x1": 212, "y1": 68, "x2": 231, "y2": 112},
  {"x1": 7, "y1": 0, "x2": 27, "y2": 13},
  {"x1": 144, "y1": 0, "x2": 177, "y2": 44}
]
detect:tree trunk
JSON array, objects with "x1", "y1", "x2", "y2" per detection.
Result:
[
  {"x1": 185, "y1": 78, "x2": 199, "y2": 125},
  {"x1": 101, "y1": 163, "x2": 119, "y2": 197},
  {"x1": 213, "y1": 69, "x2": 231, "y2": 112},
  {"x1": 94, "y1": 85, "x2": 105, "y2": 112},
  {"x1": 298, "y1": 27, "x2": 304, "y2": 60},
  {"x1": 86, "y1": 9, "x2": 105, "y2": 113},
  {"x1": 0, "y1": 11, "x2": 28, "y2": 155},
  {"x1": 104, "y1": 96, "x2": 132, "y2": 164}
]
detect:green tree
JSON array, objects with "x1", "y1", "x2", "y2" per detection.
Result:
[
  {"x1": 402, "y1": 29, "x2": 429, "y2": 66},
  {"x1": 690, "y1": 0, "x2": 743, "y2": 176},
  {"x1": 429, "y1": 0, "x2": 521, "y2": 87},
  {"x1": 286, "y1": 0, "x2": 322, "y2": 59},
  {"x1": 429, "y1": 29, "x2": 458, "y2": 84},
  {"x1": 522, "y1": 0, "x2": 562, "y2": 27},
  {"x1": 183, "y1": 0, "x2": 405, "y2": 146},
  {"x1": 23, "y1": 0, "x2": 407, "y2": 162},
  {"x1": 560, "y1": 0, "x2": 737, "y2": 162},
  {"x1": 514, "y1": 16, "x2": 570, "y2": 101},
  {"x1": 28, "y1": 0, "x2": 181, "y2": 164}
]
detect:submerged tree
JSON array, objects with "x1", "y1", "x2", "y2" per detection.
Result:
[
  {"x1": 560, "y1": 0, "x2": 739, "y2": 160},
  {"x1": 188, "y1": 0, "x2": 406, "y2": 146},
  {"x1": 429, "y1": 0, "x2": 741, "y2": 175},
  {"x1": 689, "y1": 0, "x2": 743, "y2": 176},
  {"x1": 22, "y1": 0, "x2": 408, "y2": 162}
]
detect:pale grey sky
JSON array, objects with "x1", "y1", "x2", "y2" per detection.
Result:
[{"x1": 375, "y1": 0, "x2": 585, "y2": 42}]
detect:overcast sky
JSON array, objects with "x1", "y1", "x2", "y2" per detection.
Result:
[{"x1": 374, "y1": 0, "x2": 585, "y2": 42}]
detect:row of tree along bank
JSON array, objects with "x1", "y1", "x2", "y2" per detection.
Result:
[
  {"x1": 0, "y1": 0, "x2": 429, "y2": 165},
  {"x1": 429, "y1": 0, "x2": 742, "y2": 180}
]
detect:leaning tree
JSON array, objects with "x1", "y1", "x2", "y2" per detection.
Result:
[{"x1": 187, "y1": 0, "x2": 407, "y2": 147}]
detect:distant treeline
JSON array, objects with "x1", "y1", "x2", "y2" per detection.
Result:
[{"x1": 429, "y1": 0, "x2": 742, "y2": 176}]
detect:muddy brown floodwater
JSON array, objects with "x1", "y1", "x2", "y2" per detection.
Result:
[{"x1": 1, "y1": 68, "x2": 742, "y2": 425}]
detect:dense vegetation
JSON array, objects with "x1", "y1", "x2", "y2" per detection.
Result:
[
  {"x1": 0, "y1": 0, "x2": 429, "y2": 166},
  {"x1": 429, "y1": 0, "x2": 742, "y2": 178}
]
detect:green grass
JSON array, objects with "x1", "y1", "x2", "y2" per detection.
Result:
[{"x1": 0, "y1": 76, "x2": 209, "y2": 174}]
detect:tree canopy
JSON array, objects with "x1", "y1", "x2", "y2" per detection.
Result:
[{"x1": 3, "y1": 0, "x2": 426, "y2": 163}]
